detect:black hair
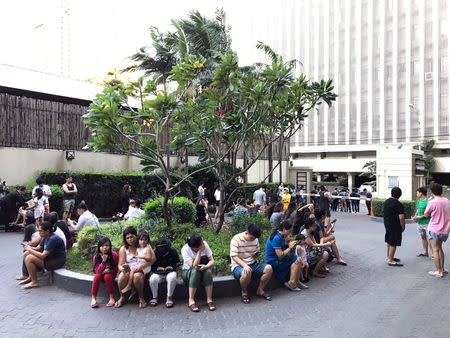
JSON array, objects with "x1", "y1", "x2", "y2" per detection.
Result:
[
  {"x1": 246, "y1": 223, "x2": 262, "y2": 238},
  {"x1": 429, "y1": 183, "x2": 443, "y2": 196},
  {"x1": 155, "y1": 237, "x2": 172, "y2": 258},
  {"x1": 270, "y1": 220, "x2": 293, "y2": 240},
  {"x1": 417, "y1": 187, "x2": 427, "y2": 196},
  {"x1": 314, "y1": 208, "x2": 326, "y2": 219},
  {"x1": 282, "y1": 202, "x2": 297, "y2": 221},
  {"x1": 135, "y1": 199, "x2": 142, "y2": 208},
  {"x1": 18, "y1": 186, "x2": 26, "y2": 191},
  {"x1": 35, "y1": 187, "x2": 43, "y2": 200},
  {"x1": 44, "y1": 212, "x2": 58, "y2": 225},
  {"x1": 391, "y1": 187, "x2": 402, "y2": 199},
  {"x1": 273, "y1": 202, "x2": 284, "y2": 213},
  {"x1": 122, "y1": 226, "x2": 138, "y2": 249},
  {"x1": 94, "y1": 237, "x2": 115, "y2": 272},
  {"x1": 185, "y1": 233, "x2": 203, "y2": 248},
  {"x1": 295, "y1": 233, "x2": 306, "y2": 242},
  {"x1": 138, "y1": 231, "x2": 150, "y2": 243},
  {"x1": 40, "y1": 221, "x2": 57, "y2": 233},
  {"x1": 23, "y1": 224, "x2": 36, "y2": 242},
  {"x1": 304, "y1": 218, "x2": 316, "y2": 230},
  {"x1": 77, "y1": 202, "x2": 88, "y2": 211},
  {"x1": 36, "y1": 177, "x2": 44, "y2": 185}
]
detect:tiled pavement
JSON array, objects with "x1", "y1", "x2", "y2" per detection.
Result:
[{"x1": 1, "y1": 211, "x2": 449, "y2": 337}]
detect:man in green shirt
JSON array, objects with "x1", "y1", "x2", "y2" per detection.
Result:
[{"x1": 413, "y1": 187, "x2": 430, "y2": 257}]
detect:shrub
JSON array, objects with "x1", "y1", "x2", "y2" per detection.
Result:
[
  {"x1": 371, "y1": 199, "x2": 416, "y2": 218},
  {"x1": 37, "y1": 170, "x2": 193, "y2": 217},
  {"x1": 228, "y1": 213, "x2": 271, "y2": 235},
  {"x1": 143, "y1": 196, "x2": 196, "y2": 224}
]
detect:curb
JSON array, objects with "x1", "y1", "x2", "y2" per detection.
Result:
[
  {"x1": 369, "y1": 216, "x2": 414, "y2": 224},
  {"x1": 53, "y1": 268, "x2": 284, "y2": 301}
]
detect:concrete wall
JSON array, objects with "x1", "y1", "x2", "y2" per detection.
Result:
[
  {"x1": 291, "y1": 155, "x2": 373, "y2": 173},
  {"x1": 0, "y1": 147, "x2": 288, "y2": 185},
  {"x1": 376, "y1": 145, "x2": 424, "y2": 200}
]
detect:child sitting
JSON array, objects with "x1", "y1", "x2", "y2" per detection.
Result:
[
  {"x1": 295, "y1": 234, "x2": 310, "y2": 284},
  {"x1": 121, "y1": 231, "x2": 153, "y2": 294},
  {"x1": 91, "y1": 237, "x2": 119, "y2": 308}
]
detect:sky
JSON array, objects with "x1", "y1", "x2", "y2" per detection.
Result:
[{"x1": 0, "y1": 0, "x2": 283, "y2": 82}]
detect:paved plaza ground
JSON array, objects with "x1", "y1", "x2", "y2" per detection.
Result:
[{"x1": 1, "y1": 211, "x2": 449, "y2": 337}]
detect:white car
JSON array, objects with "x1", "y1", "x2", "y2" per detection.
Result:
[{"x1": 359, "y1": 182, "x2": 375, "y2": 193}]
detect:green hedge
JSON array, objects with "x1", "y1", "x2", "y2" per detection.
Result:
[
  {"x1": 143, "y1": 196, "x2": 196, "y2": 224},
  {"x1": 67, "y1": 219, "x2": 271, "y2": 276},
  {"x1": 229, "y1": 213, "x2": 271, "y2": 235},
  {"x1": 371, "y1": 199, "x2": 416, "y2": 218},
  {"x1": 37, "y1": 170, "x2": 193, "y2": 218}
]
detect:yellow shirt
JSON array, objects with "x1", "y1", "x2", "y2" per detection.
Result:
[{"x1": 281, "y1": 194, "x2": 291, "y2": 211}]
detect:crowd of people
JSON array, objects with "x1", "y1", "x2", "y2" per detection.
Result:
[{"x1": 5, "y1": 175, "x2": 449, "y2": 311}]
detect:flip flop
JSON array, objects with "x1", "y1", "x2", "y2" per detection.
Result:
[
  {"x1": 106, "y1": 300, "x2": 115, "y2": 307},
  {"x1": 207, "y1": 302, "x2": 216, "y2": 311},
  {"x1": 416, "y1": 253, "x2": 428, "y2": 257},
  {"x1": 91, "y1": 301, "x2": 99, "y2": 308},
  {"x1": 336, "y1": 261, "x2": 347, "y2": 266},
  {"x1": 393, "y1": 258, "x2": 401, "y2": 262},
  {"x1": 166, "y1": 300, "x2": 174, "y2": 308},
  {"x1": 257, "y1": 293, "x2": 272, "y2": 301},
  {"x1": 139, "y1": 300, "x2": 147, "y2": 309},
  {"x1": 241, "y1": 295, "x2": 250, "y2": 304},
  {"x1": 388, "y1": 262, "x2": 403, "y2": 267},
  {"x1": 150, "y1": 299, "x2": 158, "y2": 307},
  {"x1": 428, "y1": 271, "x2": 443, "y2": 278},
  {"x1": 114, "y1": 300, "x2": 124, "y2": 308},
  {"x1": 188, "y1": 303, "x2": 200, "y2": 312}
]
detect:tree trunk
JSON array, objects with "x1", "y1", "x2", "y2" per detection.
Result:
[
  {"x1": 215, "y1": 190, "x2": 226, "y2": 234},
  {"x1": 162, "y1": 190, "x2": 172, "y2": 229},
  {"x1": 278, "y1": 137, "x2": 283, "y2": 183},
  {"x1": 268, "y1": 142, "x2": 273, "y2": 182}
]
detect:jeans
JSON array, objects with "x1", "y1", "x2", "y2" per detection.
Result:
[{"x1": 149, "y1": 271, "x2": 177, "y2": 298}]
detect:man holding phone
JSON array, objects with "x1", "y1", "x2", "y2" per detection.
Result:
[{"x1": 230, "y1": 223, "x2": 273, "y2": 304}]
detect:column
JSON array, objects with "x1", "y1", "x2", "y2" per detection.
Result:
[
  {"x1": 368, "y1": 0, "x2": 374, "y2": 144},
  {"x1": 345, "y1": 2, "x2": 350, "y2": 145},
  {"x1": 432, "y1": 0, "x2": 439, "y2": 138},
  {"x1": 356, "y1": 1, "x2": 362, "y2": 144},
  {"x1": 314, "y1": 1, "x2": 319, "y2": 146},
  {"x1": 379, "y1": 0, "x2": 386, "y2": 144},
  {"x1": 419, "y1": 0, "x2": 425, "y2": 139},
  {"x1": 334, "y1": 0, "x2": 339, "y2": 144},
  {"x1": 405, "y1": 2, "x2": 412, "y2": 142},
  {"x1": 392, "y1": 0, "x2": 398, "y2": 143},
  {"x1": 347, "y1": 172, "x2": 355, "y2": 191},
  {"x1": 324, "y1": 0, "x2": 330, "y2": 145}
]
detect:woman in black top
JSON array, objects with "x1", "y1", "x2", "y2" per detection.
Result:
[
  {"x1": 149, "y1": 238, "x2": 181, "y2": 307},
  {"x1": 195, "y1": 199, "x2": 207, "y2": 227},
  {"x1": 121, "y1": 185, "x2": 131, "y2": 215}
]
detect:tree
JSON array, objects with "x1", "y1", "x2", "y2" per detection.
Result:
[
  {"x1": 359, "y1": 160, "x2": 376, "y2": 180},
  {"x1": 170, "y1": 49, "x2": 337, "y2": 232},
  {"x1": 421, "y1": 139, "x2": 436, "y2": 183}
]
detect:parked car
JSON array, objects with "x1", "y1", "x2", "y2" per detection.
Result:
[{"x1": 359, "y1": 182, "x2": 376, "y2": 193}]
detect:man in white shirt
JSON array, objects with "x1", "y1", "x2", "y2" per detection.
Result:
[
  {"x1": 32, "y1": 178, "x2": 52, "y2": 213},
  {"x1": 68, "y1": 202, "x2": 99, "y2": 232},
  {"x1": 124, "y1": 200, "x2": 145, "y2": 220},
  {"x1": 253, "y1": 187, "x2": 266, "y2": 210}
]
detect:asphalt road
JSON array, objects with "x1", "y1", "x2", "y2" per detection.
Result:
[{"x1": 1, "y1": 211, "x2": 449, "y2": 337}]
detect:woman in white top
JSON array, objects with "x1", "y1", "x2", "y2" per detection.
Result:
[
  {"x1": 30, "y1": 188, "x2": 45, "y2": 226},
  {"x1": 115, "y1": 227, "x2": 155, "y2": 309},
  {"x1": 181, "y1": 234, "x2": 215, "y2": 312}
]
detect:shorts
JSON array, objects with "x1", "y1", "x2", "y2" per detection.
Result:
[
  {"x1": 232, "y1": 262, "x2": 267, "y2": 280},
  {"x1": 385, "y1": 229, "x2": 402, "y2": 247},
  {"x1": 427, "y1": 231, "x2": 449, "y2": 242},
  {"x1": 34, "y1": 208, "x2": 44, "y2": 219},
  {"x1": 44, "y1": 257, "x2": 65, "y2": 271},
  {"x1": 63, "y1": 199, "x2": 75, "y2": 212},
  {"x1": 215, "y1": 201, "x2": 220, "y2": 207},
  {"x1": 417, "y1": 223, "x2": 428, "y2": 236}
]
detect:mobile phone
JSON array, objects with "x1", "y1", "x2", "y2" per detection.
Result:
[
  {"x1": 122, "y1": 264, "x2": 130, "y2": 271},
  {"x1": 331, "y1": 219, "x2": 337, "y2": 224}
]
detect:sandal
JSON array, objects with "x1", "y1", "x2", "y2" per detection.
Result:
[
  {"x1": 90, "y1": 301, "x2": 99, "y2": 308},
  {"x1": 256, "y1": 292, "x2": 272, "y2": 301},
  {"x1": 336, "y1": 261, "x2": 347, "y2": 266},
  {"x1": 417, "y1": 253, "x2": 428, "y2": 257},
  {"x1": 139, "y1": 300, "x2": 147, "y2": 308},
  {"x1": 207, "y1": 302, "x2": 216, "y2": 311},
  {"x1": 388, "y1": 262, "x2": 403, "y2": 267},
  {"x1": 114, "y1": 299, "x2": 124, "y2": 308},
  {"x1": 188, "y1": 303, "x2": 200, "y2": 312},
  {"x1": 106, "y1": 300, "x2": 115, "y2": 307},
  {"x1": 241, "y1": 294, "x2": 250, "y2": 304},
  {"x1": 166, "y1": 300, "x2": 174, "y2": 308},
  {"x1": 150, "y1": 299, "x2": 158, "y2": 307},
  {"x1": 428, "y1": 271, "x2": 443, "y2": 278}
]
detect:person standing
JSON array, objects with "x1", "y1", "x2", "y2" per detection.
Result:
[
  {"x1": 281, "y1": 187, "x2": 292, "y2": 211},
  {"x1": 253, "y1": 187, "x2": 266, "y2": 210},
  {"x1": 32, "y1": 178, "x2": 52, "y2": 214},
  {"x1": 62, "y1": 175, "x2": 77, "y2": 221},
  {"x1": 383, "y1": 187, "x2": 405, "y2": 267},
  {"x1": 213, "y1": 187, "x2": 221, "y2": 225},
  {"x1": 423, "y1": 183, "x2": 450, "y2": 278},
  {"x1": 350, "y1": 189, "x2": 360, "y2": 213},
  {"x1": 120, "y1": 184, "x2": 131, "y2": 216},
  {"x1": 198, "y1": 183, "x2": 205, "y2": 200},
  {"x1": 363, "y1": 189, "x2": 372, "y2": 215},
  {"x1": 412, "y1": 187, "x2": 430, "y2": 257},
  {"x1": 317, "y1": 186, "x2": 332, "y2": 227}
]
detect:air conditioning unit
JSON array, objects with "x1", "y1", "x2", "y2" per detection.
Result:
[{"x1": 424, "y1": 72, "x2": 433, "y2": 81}]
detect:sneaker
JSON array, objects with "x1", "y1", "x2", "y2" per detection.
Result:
[
  {"x1": 284, "y1": 282, "x2": 301, "y2": 292},
  {"x1": 297, "y1": 282, "x2": 309, "y2": 289}
]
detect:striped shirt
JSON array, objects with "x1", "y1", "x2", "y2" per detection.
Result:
[{"x1": 230, "y1": 233, "x2": 260, "y2": 271}]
